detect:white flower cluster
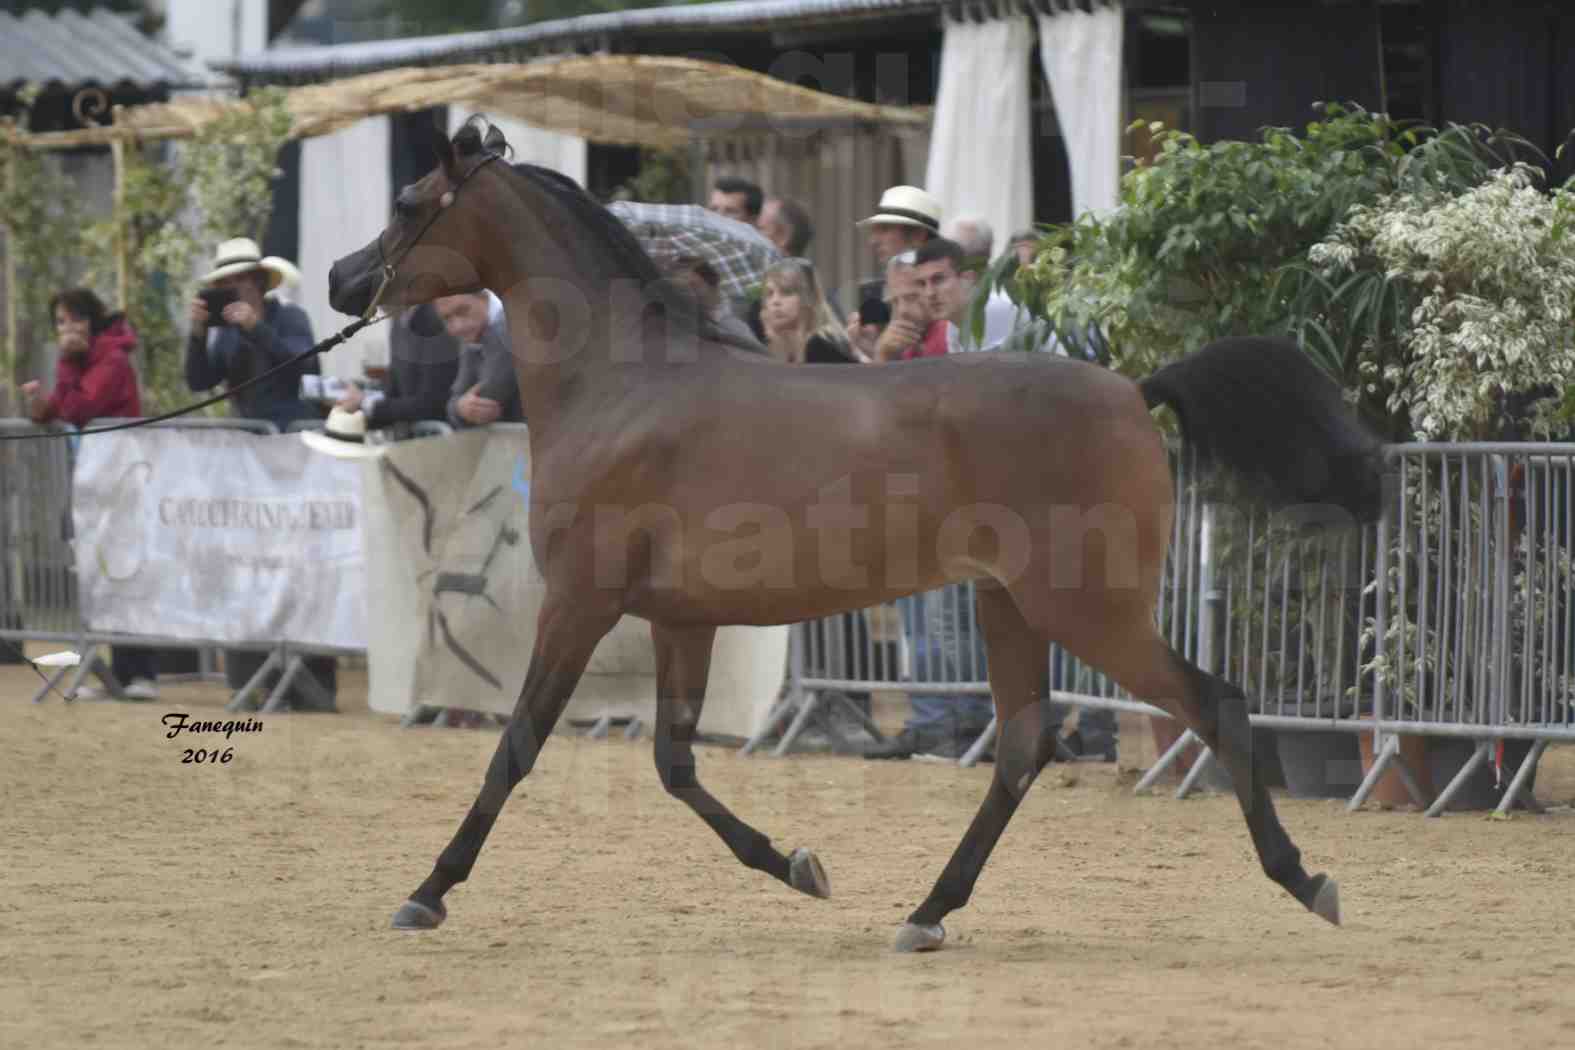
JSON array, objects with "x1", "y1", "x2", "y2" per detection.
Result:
[{"x1": 1313, "y1": 166, "x2": 1575, "y2": 439}]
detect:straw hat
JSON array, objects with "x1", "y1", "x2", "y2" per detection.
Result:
[
  {"x1": 263, "y1": 255, "x2": 302, "y2": 290},
  {"x1": 299, "y1": 407, "x2": 387, "y2": 460},
  {"x1": 200, "y1": 237, "x2": 285, "y2": 289},
  {"x1": 856, "y1": 186, "x2": 942, "y2": 232}
]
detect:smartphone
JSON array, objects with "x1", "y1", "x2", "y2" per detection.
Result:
[
  {"x1": 200, "y1": 287, "x2": 239, "y2": 326},
  {"x1": 858, "y1": 296, "x2": 891, "y2": 328}
]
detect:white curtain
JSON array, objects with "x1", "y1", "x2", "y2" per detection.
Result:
[
  {"x1": 1036, "y1": 2, "x2": 1125, "y2": 220},
  {"x1": 924, "y1": 15, "x2": 1034, "y2": 252},
  {"x1": 449, "y1": 108, "x2": 587, "y2": 190},
  {"x1": 299, "y1": 116, "x2": 391, "y2": 380}
]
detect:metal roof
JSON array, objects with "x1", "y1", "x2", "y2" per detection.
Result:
[
  {"x1": 0, "y1": 7, "x2": 211, "y2": 91},
  {"x1": 216, "y1": 0, "x2": 955, "y2": 82}
]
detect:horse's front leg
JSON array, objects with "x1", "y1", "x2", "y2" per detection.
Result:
[
  {"x1": 651, "y1": 621, "x2": 830, "y2": 899},
  {"x1": 392, "y1": 599, "x2": 618, "y2": 930}
]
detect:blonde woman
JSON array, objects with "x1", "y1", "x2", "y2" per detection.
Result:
[{"x1": 760, "y1": 258, "x2": 864, "y2": 364}]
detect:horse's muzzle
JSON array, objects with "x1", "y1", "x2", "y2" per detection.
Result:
[{"x1": 327, "y1": 257, "x2": 375, "y2": 318}]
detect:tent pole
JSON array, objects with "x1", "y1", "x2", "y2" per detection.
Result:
[
  {"x1": 689, "y1": 137, "x2": 707, "y2": 205},
  {"x1": 4, "y1": 150, "x2": 16, "y2": 398},
  {"x1": 111, "y1": 109, "x2": 129, "y2": 313}
]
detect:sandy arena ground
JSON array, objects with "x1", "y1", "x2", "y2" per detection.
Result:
[{"x1": 3, "y1": 653, "x2": 1574, "y2": 1050}]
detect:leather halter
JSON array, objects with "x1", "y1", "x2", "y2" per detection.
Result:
[{"x1": 365, "y1": 151, "x2": 502, "y2": 320}]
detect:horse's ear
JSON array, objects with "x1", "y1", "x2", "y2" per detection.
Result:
[
  {"x1": 427, "y1": 119, "x2": 458, "y2": 177},
  {"x1": 482, "y1": 123, "x2": 509, "y2": 158}
]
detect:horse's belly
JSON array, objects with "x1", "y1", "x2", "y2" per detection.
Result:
[
  {"x1": 623, "y1": 520, "x2": 961, "y2": 627},
  {"x1": 625, "y1": 584, "x2": 907, "y2": 628}
]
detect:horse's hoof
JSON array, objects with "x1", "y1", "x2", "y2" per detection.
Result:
[
  {"x1": 788, "y1": 847, "x2": 830, "y2": 899},
  {"x1": 391, "y1": 899, "x2": 446, "y2": 930},
  {"x1": 893, "y1": 922, "x2": 946, "y2": 953},
  {"x1": 1309, "y1": 876, "x2": 1341, "y2": 926}
]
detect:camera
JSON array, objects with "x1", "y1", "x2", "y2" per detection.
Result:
[
  {"x1": 199, "y1": 287, "x2": 239, "y2": 326},
  {"x1": 858, "y1": 296, "x2": 891, "y2": 328}
]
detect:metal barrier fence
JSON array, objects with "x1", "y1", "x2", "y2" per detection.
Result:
[
  {"x1": 1, "y1": 413, "x2": 459, "y2": 713},
  {"x1": 1357, "y1": 444, "x2": 1575, "y2": 813},
  {"x1": 762, "y1": 444, "x2": 1572, "y2": 816},
  {"x1": 0, "y1": 420, "x2": 80, "y2": 648},
  {"x1": 7, "y1": 417, "x2": 1572, "y2": 805},
  {"x1": 21, "y1": 416, "x2": 459, "y2": 711},
  {"x1": 9, "y1": 418, "x2": 285, "y2": 705}
]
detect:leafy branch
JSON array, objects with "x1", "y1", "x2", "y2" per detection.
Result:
[{"x1": 0, "y1": 85, "x2": 89, "y2": 394}]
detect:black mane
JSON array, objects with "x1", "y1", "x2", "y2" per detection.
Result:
[{"x1": 453, "y1": 117, "x2": 763, "y2": 354}]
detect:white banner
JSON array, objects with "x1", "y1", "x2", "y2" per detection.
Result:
[
  {"x1": 72, "y1": 428, "x2": 366, "y2": 648},
  {"x1": 361, "y1": 426, "x2": 788, "y2": 738}
]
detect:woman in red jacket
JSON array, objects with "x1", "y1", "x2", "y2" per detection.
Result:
[
  {"x1": 21, "y1": 288, "x2": 157, "y2": 699},
  {"x1": 21, "y1": 288, "x2": 142, "y2": 427}
]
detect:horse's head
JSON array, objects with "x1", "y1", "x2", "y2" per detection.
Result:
[{"x1": 328, "y1": 119, "x2": 509, "y2": 319}]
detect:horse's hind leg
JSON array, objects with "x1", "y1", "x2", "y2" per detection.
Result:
[
  {"x1": 897, "y1": 583, "x2": 1063, "y2": 952},
  {"x1": 391, "y1": 601, "x2": 618, "y2": 930},
  {"x1": 1065, "y1": 623, "x2": 1340, "y2": 926},
  {"x1": 650, "y1": 621, "x2": 826, "y2": 898}
]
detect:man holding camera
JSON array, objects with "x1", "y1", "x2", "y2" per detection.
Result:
[
  {"x1": 184, "y1": 237, "x2": 337, "y2": 711},
  {"x1": 843, "y1": 185, "x2": 945, "y2": 359},
  {"x1": 185, "y1": 237, "x2": 321, "y2": 432}
]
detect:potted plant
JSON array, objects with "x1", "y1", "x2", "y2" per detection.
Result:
[
  {"x1": 1307, "y1": 163, "x2": 1575, "y2": 808},
  {"x1": 1002, "y1": 103, "x2": 1569, "y2": 803}
]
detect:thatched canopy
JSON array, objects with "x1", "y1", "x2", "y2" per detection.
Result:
[{"x1": 5, "y1": 54, "x2": 929, "y2": 151}]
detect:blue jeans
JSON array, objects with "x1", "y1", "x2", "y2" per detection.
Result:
[
  {"x1": 901, "y1": 585, "x2": 994, "y2": 734},
  {"x1": 899, "y1": 587, "x2": 1119, "y2": 753}
]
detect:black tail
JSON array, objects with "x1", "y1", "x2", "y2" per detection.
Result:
[{"x1": 1139, "y1": 336, "x2": 1383, "y2": 522}]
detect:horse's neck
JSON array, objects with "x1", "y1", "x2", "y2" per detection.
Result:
[{"x1": 496, "y1": 276, "x2": 721, "y2": 425}]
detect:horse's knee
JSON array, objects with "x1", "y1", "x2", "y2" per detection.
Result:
[
  {"x1": 995, "y1": 705, "x2": 1058, "y2": 805},
  {"x1": 653, "y1": 734, "x2": 698, "y2": 795},
  {"x1": 1168, "y1": 656, "x2": 1249, "y2": 739}
]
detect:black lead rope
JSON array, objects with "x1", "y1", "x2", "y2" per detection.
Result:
[{"x1": 0, "y1": 313, "x2": 383, "y2": 442}]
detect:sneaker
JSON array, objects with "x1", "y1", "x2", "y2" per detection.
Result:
[
  {"x1": 70, "y1": 684, "x2": 106, "y2": 701},
  {"x1": 919, "y1": 730, "x2": 994, "y2": 763},
  {"x1": 1064, "y1": 729, "x2": 1118, "y2": 763},
  {"x1": 818, "y1": 698, "x2": 879, "y2": 750},
  {"x1": 122, "y1": 678, "x2": 159, "y2": 702}
]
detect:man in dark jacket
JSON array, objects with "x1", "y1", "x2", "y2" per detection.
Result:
[
  {"x1": 185, "y1": 238, "x2": 337, "y2": 710},
  {"x1": 435, "y1": 291, "x2": 523, "y2": 428},
  {"x1": 335, "y1": 303, "x2": 461, "y2": 435},
  {"x1": 184, "y1": 237, "x2": 321, "y2": 433}
]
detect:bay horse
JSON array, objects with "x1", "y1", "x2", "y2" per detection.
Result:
[{"x1": 329, "y1": 120, "x2": 1377, "y2": 952}]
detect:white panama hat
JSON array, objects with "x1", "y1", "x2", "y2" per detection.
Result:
[
  {"x1": 299, "y1": 407, "x2": 388, "y2": 461},
  {"x1": 262, "y1": 255, "x2": 302, "y2": 290},
  {"x1": 856, "y1": 186, "x2": 942, "y2": 233},
  {"x1": 200, "y1": 237, "x2": 286, "y2": 289}
]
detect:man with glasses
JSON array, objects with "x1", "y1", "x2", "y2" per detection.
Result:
[
  {"x1": 846, "y1": 251, "x2": 949, "y2": 364},
  {"x1": 844, "y1": 185, "x2": 943, "y2": 349}
]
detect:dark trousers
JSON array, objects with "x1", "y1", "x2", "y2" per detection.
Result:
[
  {"x1": 224, "y1": 649, "x2": 338, "y2": 709},
  {"x1": 111, "y1": 646, "x2": 159, "y2": 684}
]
